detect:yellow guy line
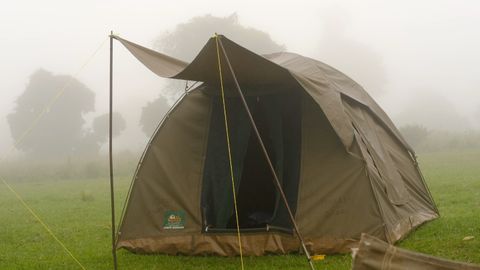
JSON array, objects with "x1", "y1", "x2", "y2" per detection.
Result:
[
  {"x1": 214, "y1": 34, "x2": 245, "y2": 270},
  {"x1": 0, "y1": 176, "x2": 87, "y2": 270},
  {"x1": 0, "y1": 37, "x2": 108, "y2": 269}
]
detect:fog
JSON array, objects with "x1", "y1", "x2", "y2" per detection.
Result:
[{"x1": 1, "y1": 0, "x2": 480, "y2": 157}]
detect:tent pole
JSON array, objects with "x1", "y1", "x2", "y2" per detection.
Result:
[
  {"x1": 108, "y1": 30, "x2": 119, "y2": 270},
  {"x1": 217, "y1": 36, "x2": 316, "y2": 270}
]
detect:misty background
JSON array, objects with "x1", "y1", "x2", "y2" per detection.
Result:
[{"x1": 1, "y1": 0, "x2": 480, "y2": 179}]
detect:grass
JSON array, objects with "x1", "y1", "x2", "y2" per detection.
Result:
[
  {"x1": 0, "y1": 150, "x2": 479, "y2": 269},
  {"x1": 397, "y1": 150, "x2": 480, "y2": 263}
]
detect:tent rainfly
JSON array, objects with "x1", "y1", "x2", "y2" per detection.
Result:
[
  {"x1": 352, "y1": 234, "x2": 480, "y2": 270},
  {"x1": 112, "y1": 34, "x2": 439, "y2": 256}
]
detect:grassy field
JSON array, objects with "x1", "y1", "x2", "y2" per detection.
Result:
[{"x1": 0, "y1": 150, "x2": 479, "y2": 269}]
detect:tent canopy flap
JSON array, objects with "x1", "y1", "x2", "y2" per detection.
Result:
[
  {"x1": 113, "y1": 34, "x2": 413, "y2": 153},
  {"x1": 113, "y1": 35, "x2": 188, "y2": 78}
]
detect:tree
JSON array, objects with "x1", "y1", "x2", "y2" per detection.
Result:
[
  {"x1": 139, "y1": 13, "x2": 284, "y2": 137},
  {"x1": 7, "y1": 69, "x2": 95, "y2": 159},
  {"x1": 399, "y1": 124, "x2": 429, "y2": 148},
  {"x1": 475, "y1": 105, "x2": 480, "y2": 129},
  {"x1": 154, "y1": 13, "x2": 285, "y2": 62},
  {"x1": 395, "y1": 90, "x2": 470, "y2": 131},
  {"x1": 77, "y1": 112, "x2": 127, "y2": 156},
  {"x1": 91, "y1": 112, "x2": 126, "y2": 140},
  {"x1": 316, "y1": 7, "x2": 387, "y2": 96},
  {"x1": 140, "y1": 97, "x2": 169, "y2": 136}
]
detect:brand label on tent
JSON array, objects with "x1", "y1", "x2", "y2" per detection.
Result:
[{"x1": 163, "y1": 210, "x2": 185, "y2": 230}]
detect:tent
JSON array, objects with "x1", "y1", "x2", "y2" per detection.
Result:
[
  {"x1": 352, "y1": 234, "x2": 480, "y2": 270},
  {"x1": 112, "y1": 35, "x2": 439, "y2": 256}
]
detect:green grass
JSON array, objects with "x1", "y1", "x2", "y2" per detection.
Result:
[
  {"x1": 397, "y1": 150, "x2": 480, "y2": 263},
  {"x1": 0, "y1": 150, "x2": 479, "y2": 269}
]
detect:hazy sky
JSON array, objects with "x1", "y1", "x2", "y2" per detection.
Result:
[{"x1": 1, "y1": 0, "x2": 479, "y2": 154}]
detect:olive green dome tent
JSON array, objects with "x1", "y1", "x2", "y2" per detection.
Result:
[{"x1": 112, "y1": 35, "x2": 438, "y2": 256}]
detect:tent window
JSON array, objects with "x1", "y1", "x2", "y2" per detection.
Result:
[{"x1": 201, "y1": 90, "x2": 301, "y2": 233}]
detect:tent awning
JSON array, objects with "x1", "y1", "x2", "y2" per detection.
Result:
[
  {"x1": 113, "y1": 34, "x2": 414, "y2": 154},
  {"x1": 113, "y1": 35, "x2": 292, "y2": 85}
]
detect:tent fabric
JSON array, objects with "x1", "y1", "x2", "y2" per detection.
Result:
[
  {"x1": 114, "y1": 35, "x2": 439, "y2": 256},
  {"x1": 113, "y1": 35, "x2": 412, "y2": 154},
  {"x1": 267, "y1": 52, "x2": 413, "y2": 153},
  {"x1": 116, "y1": 88, "x2": 211, "y2": 239},
  {"x1": 342, "y1": 98, "x2": 438, "y2": 243},
  {"x1": 352, "y1": 234, "x2": 480, "y2": 270},
  {"x1": 114, "y1": 36, "x2": 188, "y2": 77}
]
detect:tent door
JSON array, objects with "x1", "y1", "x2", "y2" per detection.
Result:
[
  {"x1": 228, "y1": 102, "x2": 277, "y2": 229},
  {"x1": 201, "y1": 91, "x2": 301, "y2": 233}
]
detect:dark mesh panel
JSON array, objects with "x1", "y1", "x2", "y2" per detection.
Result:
[{"x1": 201, "y1": 91, "x2": 301, "y2": 231}]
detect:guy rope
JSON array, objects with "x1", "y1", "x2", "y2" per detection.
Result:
[
  {"x1": 215, "y1": 34, "x2": 245, "y2": 270},
  {"x1": 0, "y1": 37, "x2": 107, "y2": 270}
]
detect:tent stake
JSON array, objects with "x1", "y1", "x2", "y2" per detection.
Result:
[
  {"x1": 108, "y1": 30, "x2": 119, "y2": 270},
  {"x1": 217, "y1": 36, "x2": 316, "y2": 270}
]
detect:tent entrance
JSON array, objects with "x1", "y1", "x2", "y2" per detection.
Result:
[
  {"x1": 201, "y1": 90, "x2": 302, "y2": 234},
  {"x1": 227, "y1": 104, "x2": 277, "y2": 229}
]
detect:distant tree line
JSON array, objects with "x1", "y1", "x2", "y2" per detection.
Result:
[
  {"x1": 7, "y1": 13, "x2": 477, "y2": 181},
  {"x1": 400, "y1": 124, "x2": 480, "y2": 153}
]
